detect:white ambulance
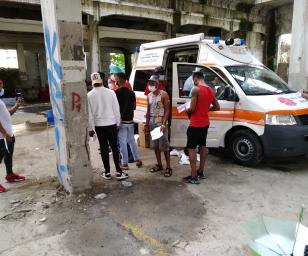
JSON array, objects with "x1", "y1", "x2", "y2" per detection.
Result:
[{"x1": 130, "y1": 33, "x2": 308, "y2": 165}]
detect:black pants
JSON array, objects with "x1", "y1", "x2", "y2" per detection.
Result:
[
  {"x1": 0, "y1": 137, "x2": 15, "y2": 175},
  {"x1": 95, "y1": 125, "x2": 122, "y2": 173}
]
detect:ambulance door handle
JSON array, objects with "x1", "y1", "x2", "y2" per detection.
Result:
[{"x1": 177, "y1": 102, "x2": 185, "y2": 105}]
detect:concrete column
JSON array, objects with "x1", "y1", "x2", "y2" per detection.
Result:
[
  {"x1": 288, "y1": 0, "x2": 308, "y2": 91},
  {"x1": 89, "y1": 17, "x2": 100, "y2": 73},
  {"x1": 41, "y1": 0, "x2": 91, "y2": 193},
  {"x1": 16, "y1": 43, "x2": 27, "y2": 81},
  {"x1": 101, "y1": 50, "x2": 111, "y2": 75},
  {"x1": 246, "y1": 32, "x2": 264, "y2": 63}
]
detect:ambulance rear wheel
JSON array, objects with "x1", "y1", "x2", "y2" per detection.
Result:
[{"x1": 229, "y1": 129, "x2": 263, "y2": 166}]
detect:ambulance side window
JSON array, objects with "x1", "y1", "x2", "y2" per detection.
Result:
[
  {"x1": 177, "y1": 64, "x2": 228, "y2": 99},
  {"x1": 133, "y1": 70, "x2": 152, "y2": 92},
  {"x1": 201, "y1": 68, "x2": 228, "y2": 100},
  {"x1": 178, "y1": 64, "x2": 200, "y2": 98}
]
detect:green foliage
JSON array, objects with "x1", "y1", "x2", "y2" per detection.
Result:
[{"x1": 110, "y1": 53, "x2": 125, "y2": 71}]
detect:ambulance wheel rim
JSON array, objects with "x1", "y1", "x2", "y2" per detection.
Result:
[{"x1": 234, "y1": 137, "x2": 254, "y2": 160}]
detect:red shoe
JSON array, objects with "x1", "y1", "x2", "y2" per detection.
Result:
[
  {"x1": 6, "y1": 173, "x2": 25, "y2": 183},
  {"x1": 0, "y1": 184, "x2": 6, "y2": 193}
]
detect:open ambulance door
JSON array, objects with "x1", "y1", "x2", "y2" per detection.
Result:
[{"x1": 170, "y1": 62, "x2": 237, "y2": 148}]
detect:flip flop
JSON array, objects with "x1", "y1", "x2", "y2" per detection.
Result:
[
  {"x1": 164, "y1": 168, "x2": 172, "y2": 177},
  {"x1": 150, "y1": 164, "x2": 163, "y2": 173}
]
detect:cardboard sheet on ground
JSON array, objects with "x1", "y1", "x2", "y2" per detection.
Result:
[
  {"x1": 177, "y1": 100, "x2": 191, "y2": 113},
  {"x1": 151, "y1": 127, "x2": 163, "y2": 140}
]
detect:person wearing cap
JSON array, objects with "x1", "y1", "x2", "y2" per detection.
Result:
[
  {"x1": 184, "y1": 71, "x2": 220, "y2": 185},
  {"x1": 144, "y1": 66, "x2": 166, "y2": 96},
  {"x1": 87, "y1": 72, "x2": 129, "y2": 180},
  {"x1": 109, "y1": 65, "x2": 132, "y2": 91},
  {"x1": 145, "y1": 75, "x2": 172, "y2": 177},
  {"x1": 0, "y1": 80, "x2": 25, "y2": 193},
  {"x1": 114, "y1": 72, "x2": 142, "y2": 170}
]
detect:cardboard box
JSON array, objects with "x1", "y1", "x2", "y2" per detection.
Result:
[{"x1": 138, "y1": 123, "x2": 150, "y2": 148}]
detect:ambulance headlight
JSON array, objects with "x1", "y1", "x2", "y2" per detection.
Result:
[{"x1": 265, "y1": 114, "x2": 297, "y2": 125}]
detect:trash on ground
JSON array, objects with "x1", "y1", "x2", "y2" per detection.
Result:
[
  {"x1": 94, "y1": 193, "x2": 107, "y2": 200},
  {"x1": 179, "y1": 153, "x2": 190, "y2": 165},
  {"x1": 244, "y1": 206, "x2": 308, "y2": 256},
  {"x1": 39, "y1": 217, "x2": 47, "y2": 223},
  {"x1": 121, "y1": 181, "x2": 133, "y2": 187},
  {"x1": 172, "y1": 240, "x2": 188, "y2": 249}
]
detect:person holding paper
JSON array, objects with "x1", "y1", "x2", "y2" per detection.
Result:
[
  {"x1": 0, "y1": 80, "x2": 25, "y2": 193},
  {"x1": 144, "y1": 75, "x2": 172, "y2": 177},
  {"x1": 184, "y1": 71, "x2": 220, "y2": 184}
]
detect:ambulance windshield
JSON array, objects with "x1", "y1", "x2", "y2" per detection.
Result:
[{"x1": 226, "y1": 65, "x2": 293, "y2": 96}]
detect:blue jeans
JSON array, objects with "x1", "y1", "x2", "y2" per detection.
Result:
[{"x1": 118, "y1": 123, "x2": 140, "y2": 165}]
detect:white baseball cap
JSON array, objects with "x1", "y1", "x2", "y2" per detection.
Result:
[{"x1": 91, "y1": 72, "x2": 103, "y2": 86}]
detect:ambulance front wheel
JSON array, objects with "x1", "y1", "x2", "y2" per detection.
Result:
[{"x1": 229, "y1": 129, "x2": 263, "y2": 166}]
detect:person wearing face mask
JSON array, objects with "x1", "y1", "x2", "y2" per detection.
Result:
[
  {"x1": 144, "y1": 66, "x2": 166, "y2": 96},
  {"x1": 109, "y1": 65, "x2": 132, "y2": 91},
  {"x1": 144, "y1": 75, "x2": 172, "y2": 177},
  {"x1": 0, "y1": 80, "x2": 25, "y2": 193}
]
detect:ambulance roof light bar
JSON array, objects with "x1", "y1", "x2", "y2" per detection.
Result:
[{"x1": 140, "y1": 33, "x2": 205, "y2": 50}]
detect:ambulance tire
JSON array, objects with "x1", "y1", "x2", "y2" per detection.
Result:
[{"x1": 229, "y1": 129, "x2": 263, "y2": 166}]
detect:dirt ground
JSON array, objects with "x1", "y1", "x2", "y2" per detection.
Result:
[{"x1": 0, "y1": 105, "x2": 308, "y2": 256}]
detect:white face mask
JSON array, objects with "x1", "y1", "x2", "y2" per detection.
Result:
[
  {"x1": 0, "y1": 88, "x2": 4, "y2": 97},
  {"x1": 149, "y1": 85, "x2": 157, "y2": 92},
  {"x1": 110, "y1": 74, "x2": 116, "y2": 82}
]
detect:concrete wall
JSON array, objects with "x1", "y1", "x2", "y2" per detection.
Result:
[
  {"x1": 275, "y1": 3, "x2": 293, "y2": 36},
  {"x1": 288, "y1": 0, "x2": 308, "y2": 90},
  {"x1": 0, "y1": 0, "x2": 295, "y2": 80}
]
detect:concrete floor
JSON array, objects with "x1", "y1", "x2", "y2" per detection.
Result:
[{"x1": 0, "y1": 107, "x2": 308, "y2": 256}]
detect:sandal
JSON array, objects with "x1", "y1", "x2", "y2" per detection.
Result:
[
  {"x1": 164, "y1": 168, "x2": 172, "y2": 177},
  {"x1": 122, "y1": 164, "x2": 129, "y2": 171},
  {"x1": 136, "y1": 160, "x2": 143, "y2": 168},
  {"x1": 187, "y1": 177, "x2": 200, "y2": 185},
  {"x1": 150, "y1": 164, "x2": 163, "y2": 173},
  {"x1": 197, "y1": 170, "x2": 207, "y2": 180}
]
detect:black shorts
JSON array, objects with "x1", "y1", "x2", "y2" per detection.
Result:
[{"x1": 186, "y1": 126, "x2": 209, "y2": 149}]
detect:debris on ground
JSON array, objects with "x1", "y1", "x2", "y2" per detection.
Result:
[
  {"x1": 139, "y1": 248, "x2": 150, "y2": 255},
  {"x1": 179, "y1": 153, "x2": 190, "y2": 165},
  {"x1": 94, "y1": 193, "x2": 107, "y2": 200},
  {"x1": 171, "y1": 149, "x2": 201, "y2": 165},
  {"x1": 39, "y1": 217, "x2": 47, "y2": 223},
  {"x1": 121, "y1": 181, "x2": 133, "y2": 187},
  {"x1": 172, "y1": 240, "x2": 189, "y2": 249}
]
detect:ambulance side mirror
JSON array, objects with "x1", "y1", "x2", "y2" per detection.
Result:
[{"x1": 224, "y1": 86, "x2": 239, "y2": 102}]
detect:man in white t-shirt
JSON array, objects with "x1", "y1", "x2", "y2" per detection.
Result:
[
  {"x1": 0, "y1": 80, "x2": 25, "y2": 193},
  {"x1": 88, "y1": 72, "x2": 128, "y2": 181}
]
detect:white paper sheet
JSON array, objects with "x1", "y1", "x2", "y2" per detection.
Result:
[
  {"x1": 177, "y1": 100, "x2": 191, "y2": 113},
  {"x1": 150, "y1": 127, "x2": 164, "y2": 140}
]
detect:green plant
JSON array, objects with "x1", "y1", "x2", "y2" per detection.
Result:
[{"x1": 110, "y1": 53, "x2": 125, "y2": 70}]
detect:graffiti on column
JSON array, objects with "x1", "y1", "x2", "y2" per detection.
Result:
[
  {"x1": 72, "y1": 92, "x2": 81, "y2": 112},
  {"x1": 44, "y1": 26, "x2": 69, "y2": 186}
]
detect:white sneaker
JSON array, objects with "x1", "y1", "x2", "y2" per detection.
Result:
[
  {"x1": 116, "y1": 172, "x2": 129, "y2": 180},
  {"x1": 101, "y1": 172, "x2": 112, "y2": 180}
]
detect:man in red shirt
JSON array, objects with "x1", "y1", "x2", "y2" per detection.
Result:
[{"x1": 185, "y1": 71, "x2": 220, "y2": 184}]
